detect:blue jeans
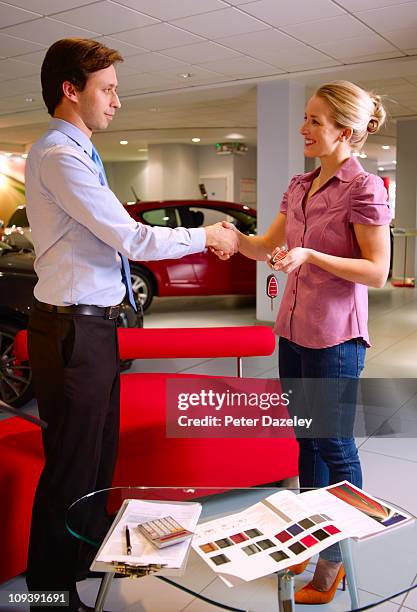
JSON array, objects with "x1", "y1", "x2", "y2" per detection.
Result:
[{"x1": 278, "y1": 337, "x2": 366, "y2": 562}]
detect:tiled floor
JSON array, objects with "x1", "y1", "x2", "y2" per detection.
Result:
[{"x1": 2, "y1": 286, "x2": 417, "y2": 611}]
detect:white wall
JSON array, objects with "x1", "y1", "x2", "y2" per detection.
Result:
[
  {"x1": 233, "y1": 146, "x2": 257, "y2": 207},
  {"x1": 147, "y1": 144, "x2": 200, "y2": 200},
  {"x1": 103, "y1": 161, "x2": 147, "y2": 202},
  {"x1": 198, "y1": 145, "x2": 234, "y2": 201}
]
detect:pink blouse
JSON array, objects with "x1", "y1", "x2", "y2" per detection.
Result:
[{"x1": 274, "y1": 157, "x2": 392, "y2": 348}]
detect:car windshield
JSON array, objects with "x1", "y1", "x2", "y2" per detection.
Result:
[{"x1": 8, "y1": 207, "x2": 28, "y2": 227}]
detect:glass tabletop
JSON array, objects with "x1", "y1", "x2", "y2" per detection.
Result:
[{"x1": 66, "y1": 486, "x2": 417, "y2": 611}]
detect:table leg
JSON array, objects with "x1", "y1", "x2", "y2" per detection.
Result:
[
  {"x1": 277, "y1": 571, "x2": 295, "y2": 612},
  {"x1": 94, "y1": 572, "x2": 114, "y2": 612},
  {"x1": 340, "y1": 539, "x2": 359, "y2": 609}
]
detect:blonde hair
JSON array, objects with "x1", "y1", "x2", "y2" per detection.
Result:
[{"x1": 314, "y1": 80, "x2": 386, "y2": 151}]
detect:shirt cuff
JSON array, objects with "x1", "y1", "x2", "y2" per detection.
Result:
[{"x1": 190, "y1": 227, "x2": 206, "y2": 253}]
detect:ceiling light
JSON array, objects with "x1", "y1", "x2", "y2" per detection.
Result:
[
  {"x1": 191, "y1": 137, "x2": 201, "y2": 143},
  {"x1": 137, "y1": 148, "x2": 147, "y2": 152},
  {"x1": 4, "y1": 152, "x2": 12, "y2": 157},
  {"x1": 149, "y1": 107, "x2": 159, "y2": 112},
  {"x1": 226, "y1": 133, "x2": 244, "y2": 139},
  {"x1": 382, "y1": 145, "x2": 390, "y2": 150},
  {"x1": 393, "y1": 160, "x2": 397, "y2": 164},
  {"x1": 120, "y1": 140, "x2": 128, "y2": 145},
  {"x1": 378, "y1": 166, "x2": 385, "y2": 171},
  {"x1": 359, "y1": 152, "x2": 367, "y2": 159},
  {"x1": 25, "y1": 97, "x2": 34, "y2": 103},
  {"x1": 177, "y1": 72, "x2": 193, "y2": 79},
  {"x1": 21, "y1": 153, "x2": 28, "y2": 159}
]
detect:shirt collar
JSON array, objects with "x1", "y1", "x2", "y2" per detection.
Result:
[
  {"x1": 48, "y1": 118, "x2": 93, "y2": 157},
  {"x1": 298, "y1": 156, "x2": 364, "y2": 188}
]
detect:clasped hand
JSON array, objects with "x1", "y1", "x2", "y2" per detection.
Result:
[
  {"x1": 267, "y1": 246, "x2": 311, "y2": 274},
  {"x1": 205, "y1": 222, "x2": 239, "y2": 259}
]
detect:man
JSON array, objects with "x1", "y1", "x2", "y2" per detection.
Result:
[{"x1": 25, "y1": 38, "x2": 238, "y2": 612}]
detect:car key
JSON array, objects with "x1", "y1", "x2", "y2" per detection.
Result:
[
  {"x1": 270, "y1": 247, "x2": 288, "y2": 266},
  {"x1": 266, "y1": 274, "x2": 278, "y2": 310}
]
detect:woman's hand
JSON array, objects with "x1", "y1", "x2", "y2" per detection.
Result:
[
  {"x1": 209, "y1": 221, "x2": 240, "y2": 260},
  {"x1": 268, "y1": 246, "x2": 312, "y2": 274}
]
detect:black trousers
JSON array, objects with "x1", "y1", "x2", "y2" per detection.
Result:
[{"x1": 26, "y1": 308, "x2": 120, "y2": 611}]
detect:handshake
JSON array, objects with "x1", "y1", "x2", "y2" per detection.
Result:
[{"x1": 204, "y1": 222, "x2": 239, "y2": 259}]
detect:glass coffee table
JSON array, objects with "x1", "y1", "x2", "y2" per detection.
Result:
[{"x1": 66, "y1": 486, "x2": 417, "y2": 612}]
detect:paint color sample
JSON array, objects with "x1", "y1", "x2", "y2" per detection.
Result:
[
  {"x1": 245, "y1": 528, "x2": 262, "y2": 538},
  {"x1": 242, "y1": 543, "x2": 261, "y2": 556},
  {"x1": 313, "y1": 528, "x2": 330, "y2": 541},
  {"x1": 211, "y1": 553, "x2": 230, "y2": 566},
  {"x1": 323, "y1": 524, "x2": 341, "y2": 536},
  {"x1": 287, "y1": 523, "x2": 303, "y2": 536},
  {"x1": 214, "y1": 538, "x2": 233, "y2": 548},
  {"x1": 299, "y1": 518, "x2": 315, "y2": 529},
  {"x1": 270, "y1": 550, "x2": 290, "y2": 563},
  {"x1": 311, "y1": 514, "x2": 325, "y2": 524},
  {"x1": 289, "y1": 541, "x2": 306, "y2": 555},
  {"x1": 320, "y1": 514, "x2": 332, "y2": 521},
  {"x1": 230, "y1": 533, "x2": 248, "y2": 544},
  {"x1": 257, "y1": 539, "x2": 275, "y2": 550},
  {"x1": 275, "y1": 530, "x2": 292, "y2": 543},
  {"x1": 200, "y1": 542, "x2": 217, "y2": 553},
  {"x1": 300, "y1": 534, "x2": 319, "y2": 547}
]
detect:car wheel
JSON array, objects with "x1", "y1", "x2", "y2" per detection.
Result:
[
  {"x1": 130, "y1": 267, "x2": 154, "y2": 311},
  {"x1": 0, "y1": 321, "x2": 33, "y2": 408}
]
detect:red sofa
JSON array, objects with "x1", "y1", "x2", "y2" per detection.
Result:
[{"x1": 0, "y1": 326, "x2": 298, "y2": 583}]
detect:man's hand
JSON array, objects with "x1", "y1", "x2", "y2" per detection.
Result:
[{"x1": 205, "y1": 222, "x2": 239, "y2": 258}]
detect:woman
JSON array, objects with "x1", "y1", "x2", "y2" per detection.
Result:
[{"x1": 221, "y1": 80, "x2": 392, "y2": 603}]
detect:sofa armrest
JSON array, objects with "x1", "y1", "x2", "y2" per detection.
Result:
[{"x1": 15, "y1": 326, "x2": 276, "y2": 363}]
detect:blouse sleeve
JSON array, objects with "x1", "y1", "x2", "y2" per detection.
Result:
[
  {"x1": 349, "y1": 173, "x2": 392, "y2": 225},
  {"x1": 280, "y1": 175, "x2": 299, "y2": 214}
]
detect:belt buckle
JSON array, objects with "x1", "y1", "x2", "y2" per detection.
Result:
[{"x1": 106, "y1": 305, "x2": 120, "y2": 320}]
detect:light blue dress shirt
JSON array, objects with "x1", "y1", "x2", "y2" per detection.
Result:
[{"x1": 25, "y1": 118, "x2": 206, "y2": 307}]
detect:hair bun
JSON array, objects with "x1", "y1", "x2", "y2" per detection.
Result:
[
  {"x1": 367, "y1": 93, "x2": 386, "y2": 133},
  {"x1": 367, "y1": 117, "x2": 379, "y2": 133}
]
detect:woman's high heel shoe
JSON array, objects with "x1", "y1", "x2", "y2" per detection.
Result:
[
  {"x1": 295, "y1": 565, "x2": 346, "y2": 604},
  {"x1": 287, "y1": 558, "x2": 311, "y2": 575}
]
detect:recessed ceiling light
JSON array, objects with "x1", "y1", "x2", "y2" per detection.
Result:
[
  {"x1": 382, "y1": 145, "x2": 390, "y2": 150},
  {"x1": 393, "y1": 160, "x2": 397, "y2": 164},
  {"x1": 149, "y1": 107, "x2": 159, "y2": 112},
  {"x1": 177, "y1": 72, "x2": 193, "y2": 79},
  {"x1": 359, "y1": 152, "x2": 367, "y2": 158},
  {"x1": 191, "y1": 137, "x2": 201, "y2": 143},
  {"x1": 120, "y1": 140, "x2": 128, "y2": 145},
  {"x1": 137, "y1": 148, "x2": 147, "y2": 152},
  {"x1": 378, "y1": 166, "x2": 385, "y2": 171},
  {"x1": 226, "y1": 132, "x2": 244, "y2": 139},
  {"x1": 25, "y1": 97, "x2": 34, "y2": 103},
  {"x1": 21, "y1": 153, "x2": 28, "y2": 158}
]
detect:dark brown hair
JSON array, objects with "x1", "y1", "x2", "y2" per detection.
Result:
[{"x1": 41, "y1": 38, "x2": 123, "y2": 116}]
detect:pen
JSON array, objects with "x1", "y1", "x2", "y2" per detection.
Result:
[{"x1": 125, "y1": 525, "x2": 132, "y2": 555}]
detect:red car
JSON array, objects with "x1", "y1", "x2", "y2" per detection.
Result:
[{"x1": 124, "y1": 199, "x2": 256, "y2": 310}]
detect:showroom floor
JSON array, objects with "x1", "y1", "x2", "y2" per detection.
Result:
[{"x1": 2, "y1": 285, "x2": 417, "y2": 612}]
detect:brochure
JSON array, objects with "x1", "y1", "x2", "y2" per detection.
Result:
[{"x1": 192, "y1": 482, "x2": 413, "y2": 586}]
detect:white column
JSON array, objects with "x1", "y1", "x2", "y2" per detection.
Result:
[
  {"x1": 392, "y1": 119, "x2": 417, "y2": 280},
  {"x1": 147, "y1": 144, "x2": 200, "y2": 200},
  {"x1": 256, "y1": 80, "x2": 305, "y2": 322}
]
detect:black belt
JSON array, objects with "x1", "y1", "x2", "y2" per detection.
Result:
[{"x1": 35, "y1": 300, "x2": 121, "y2": 320}]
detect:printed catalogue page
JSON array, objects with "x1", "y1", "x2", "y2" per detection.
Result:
[{"x1": 192, "y1": 483, "x2": 412, "y2": 585}]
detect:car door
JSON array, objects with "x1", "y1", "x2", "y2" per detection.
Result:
[
  {"x1": 178, "y1": 205, "x2": 256, "y2": 294},
  {"x1": 139, "y1": 206, "x2": 199, "y2": 290}
]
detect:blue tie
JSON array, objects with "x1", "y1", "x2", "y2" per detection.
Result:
[{"x1": 91, "y1": 146, "x2": 137, "y2": 311}]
